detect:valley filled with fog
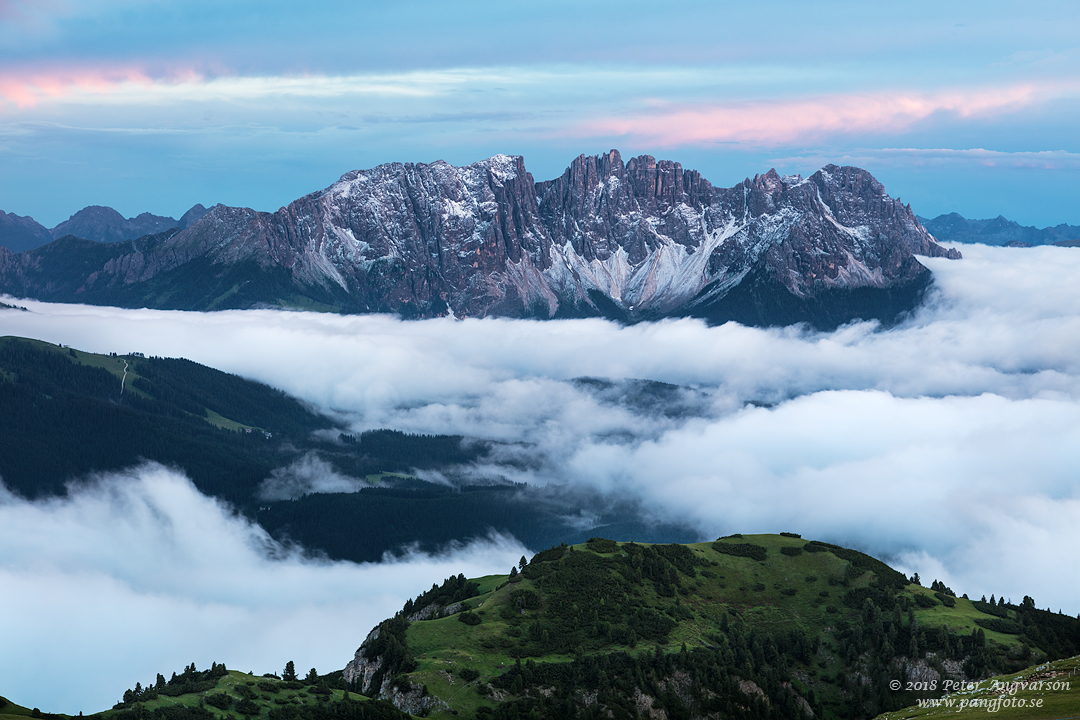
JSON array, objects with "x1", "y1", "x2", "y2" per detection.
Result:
[{"x1": 2, "y1": 244, "x2": 1079, "y2": 712}]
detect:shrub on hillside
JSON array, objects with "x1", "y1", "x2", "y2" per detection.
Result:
[
  {"x1": 934, "y1": 592, "x2": 957, "y2": 608},
  {"x1": 587, "y1": 537, "x2": 619, "y2": 553},
  {"x1": 712, "y1": 542, "x2": 767, "y2": 561},
  {"x1": 459, "y1": 611, "x2": 481, "y2": 625},
  {"x1": 205, "y1": 694, "x2": 232, "y2": 710},
  {"x1": 975, "y1": 618, "x2": 1022, "y2": 635}
]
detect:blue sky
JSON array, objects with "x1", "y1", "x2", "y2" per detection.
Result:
[{"x1": 1, "y1": 0, "x2": 1079, "y2": 227}]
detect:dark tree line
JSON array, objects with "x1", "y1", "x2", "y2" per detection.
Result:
[
  {"x1": 403, "y1": 573, "x2": 480, "y2": 618},
  {"x1": 116, "y1": 662, "x2": 228, "y2": 706},
  {"x1": 485, "y1": 636, "x2": 815, "y2": 720},
  {"x1": 258, "y1": 483, "x2": 591, "y2": 563}
]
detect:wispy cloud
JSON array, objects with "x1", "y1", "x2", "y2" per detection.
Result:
[
  {"x1": 0, "y1": 67, "x2": 519, "y2": 109},
  {"x1": 771, "y1": 147, "x2": 1080, "y2": 172},
  {"x1": 0, "y1": 66, "x2": 155, "y2": 109},
  {"x1": 569, "y1": 83, "x2": 1075, "y2": 147}
]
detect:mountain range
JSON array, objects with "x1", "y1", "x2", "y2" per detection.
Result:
[
  {"x1": 919, "y1": 213, "x2": 1080, "y2": 247},
  {"x1": 0, "y1": 204, "x2": 209, "y2": 253},
  {"x1": 0, "y1": 151, "x2": 960, "y2": 329}
]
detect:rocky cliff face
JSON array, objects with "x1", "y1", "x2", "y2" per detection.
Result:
[
  {"x1": 342, "y1": 625, "x2": 449, "y2": 715},
  {"x1": 0, "y1": 151, "x2": 960, "y2": 329},
  {"x1": 343, "y1": 626, "x2": 385, "y2": 693}
]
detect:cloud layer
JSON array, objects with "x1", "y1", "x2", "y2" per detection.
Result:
[
  {"x1": 2, "y1": 244, "x2": 1080, "y2": 708},
  {"x1": 0, "y1": 464, "x2": 527, "y2": 713}
]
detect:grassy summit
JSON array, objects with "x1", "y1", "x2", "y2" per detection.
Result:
[
  {"x1": 348, "y1": 534, "x2": 1078, "y2": 719},
  {"x1": 6, "y1": 535, "x2": 1075, "y2": 718}
]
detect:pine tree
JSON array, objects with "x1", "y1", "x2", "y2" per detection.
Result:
[{"x1": 283, "y1": 660, "x2": 297, "y2": 681}]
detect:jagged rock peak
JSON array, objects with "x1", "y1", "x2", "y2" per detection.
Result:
[{"x1": 0, "y1": 150, "x2": 962, "y2": 329}]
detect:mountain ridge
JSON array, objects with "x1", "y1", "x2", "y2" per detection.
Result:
[
  {"x1": 919, "y1": 212, "x2": 1080, "y2": 247},
  {"x1": 0, "y1": 151, "x2": 959, "y2": 329},
  {"x1": 0, "y1": 204, "x2": 209, "y2": 251}
]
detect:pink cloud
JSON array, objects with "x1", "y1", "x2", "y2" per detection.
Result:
[
  {"x1": 569, "y1": 83, "x2": 1064, "y2": 147},
  {"x1": 0, "y1": 65, "x2": 185, "y2": 108}
]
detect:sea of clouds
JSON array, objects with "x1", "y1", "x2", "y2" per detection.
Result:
[{"x1": 2, "y1": 244, "x2": 1080, "y2": 711}]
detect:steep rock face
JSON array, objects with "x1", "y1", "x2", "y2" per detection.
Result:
[
  {"x1": 269, "y1": 154, "x2": 553, "y2": 316},
  {"x1": 0, "y1": 151, "x2": 960, "y2": 328},
  {"x1": 343, "y1": 627, "x2": 384, "y2": 693},
  {"x1": 342, "y1": 625, "x2": 449, "y2": 715},
  {"x1": 535, "y1": 150, "x2": 718, "y2": 314},
  {"x1": 59, "y1": 155, "x2": 550, "y2": 315},
  {"x1": 535, "y1": 155, "x2": 958, "y2": 323}
]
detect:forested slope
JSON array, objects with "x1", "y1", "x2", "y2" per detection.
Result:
[{"x1": 344, "y1": 535, "x2": 1080, "y2": 720}]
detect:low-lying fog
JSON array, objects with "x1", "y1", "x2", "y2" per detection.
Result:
[{"x1": 2, "y1": 244, "x2": 1079, "y2": 711}]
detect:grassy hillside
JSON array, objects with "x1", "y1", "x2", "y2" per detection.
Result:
[
  {"x1": 0, "y1": 337, "x2": 496, "y2": 504},
  {"x1": 874, "y1": 654, "x2": 1080, "y2": 720},
  {"x1": 348, "y1": 535, "x2": 1079, "y2": 720},
  {"x1": 0, "y1": 696, "x2": 48, "y2": 720},
  {"x1": 104, "y1": 665, "x2": 410, "y2": 720},
  {"x1": 0, "y1": 336, "x2": 330, "y2": 503},
  {"x1": 6, "y1": 537, "x2": 1075, "y2": 719},
  {"x1": 3, "y1": 665, "x2": 411, "y2": 720},
  {"x1": 0, "y1": 336, "x2": 705, "y2": 564}
]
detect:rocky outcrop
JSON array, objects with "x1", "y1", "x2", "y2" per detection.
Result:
[
  {"x1": 342, "y1": 626, "x2": 383, "y2": 693},
  {"x1": 341, "y1": 624, "x2": 450, "y2": 716},
  {"x1": 406, "y1": 601, "x2": 463, "y2": 622},
  {"x1": 378, "y1": 677, "x2": 450, "y2": 716},
  {"x1": 0, "y1": 151, "x2": 961, "y2": 329}
]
